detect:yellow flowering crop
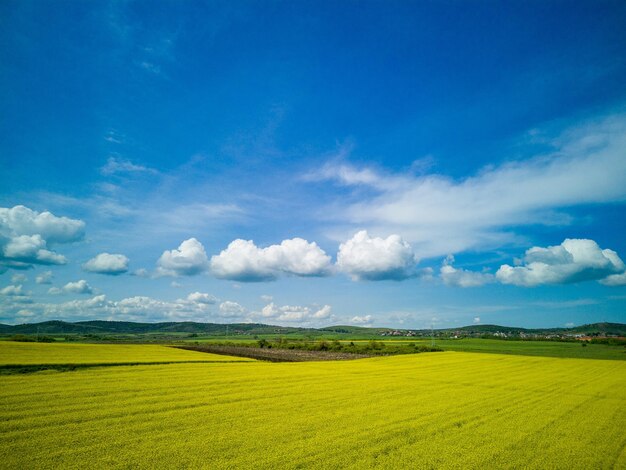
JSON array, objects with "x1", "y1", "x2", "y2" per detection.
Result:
[
  {"x1": 0, "y1": 349, "x2": 624, "y2": 468},
  {"x1": 0, "y1": 341, "x2": 252, "y2": 365}
]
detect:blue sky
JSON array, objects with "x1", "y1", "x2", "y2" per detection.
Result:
[{"x1": 1, "y1": 0, "x2": 625, "y2": 328}]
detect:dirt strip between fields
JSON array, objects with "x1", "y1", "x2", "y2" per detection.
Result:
[{"x1": 174, "y1": 345, "x2": 373, "y2": 362}]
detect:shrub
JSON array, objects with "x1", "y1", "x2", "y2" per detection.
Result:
[{"x1": 8, "y1": 335, "x2": 36, "y2": 342}]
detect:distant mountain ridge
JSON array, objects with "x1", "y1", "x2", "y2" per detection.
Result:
[{"x1": 0, "y1": 320, "x2": 624, "y2": 336}]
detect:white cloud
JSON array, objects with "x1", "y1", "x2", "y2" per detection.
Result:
[
  {"x1": 0, "y1": 205, "x2": 84, "y2": 270},
  {"x1": 83, "y1": 253, "x2": 129, "y2": 275},
  {"x1": 336, "y1": 230, "x2": 417, "y2": 281},
  {"x1": 0, "y1": 205, "x2": 85, "y2": 243},
  {"x1": 157, "y1": 238, "x2": 209, "y2": 276},
  {"x1": 496, "y1": 239, "x2": 625, "y2": 287},
  {"x1": 171, "y1": 281, "x2": 182, "y2": 288},
  {"x1": 600, "y1": 272, "x2": 626, "y2": 286},
  {"x1": 306, "y1": 162, "x2": 395, "y2": 190},
  {"x1": 473, "y1": 317, "x2": 481, "y2": 324},
  {"x1": 0, "y1": 284, "x2": 24, "y2": 296},
  {"x1": 350, "y1": 315, "x2": 372, "y2": 325},
  {"x1": 258, "y1": 302, "x2": 332, "y2": 323},
  {"x1": 219, "y1": 301, "x2": 246, "y2": 317},
  {"x1": 100, "y1": 157, "x2": 157, "y2": 176},
  {"x1": 311, "y1": 113, "x2": 626, "y2": 258},
  {"x1": 0, "y1": 291, "x2": 331, "y2": 326},
  {"x1": 440, "y1": 255, "x2": 494, "y2": 288},
  {"x1": 260, "y1": 294, "x2": 273, "y2": 302},
  {"x1": 313, "y1": 305, "x2": 332, "y2": 319},
  {"x1": 7, "y1": 293, "x2": 213, "y2": 323},
  {"x1": 48, "y1": 287, "x2": 62, "y2": 295},
  {"x1": 16, "y1": 309, "x2": 34, "y2": 319},
  {"x1": 188, "y1": 292, "x2": 218, "y2": 304},
  {"x1": 210, "y1": 238, "x2": 332, "y2": 282},
  {"x1": 3, "y1": 235, "x2": 67, "y2": 265},
  {"x1": 63, "y1": 280, "x2": 93, "y2": 294},
  {"x1": 36, "y1": 271, "x2": 53, "y2": 284},
  {"x1": 11, "y1": 273, "x2": 27, "y2": 283}
]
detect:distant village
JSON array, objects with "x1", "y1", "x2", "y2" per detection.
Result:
[{"x1": 379, "y1": 329, "x2": 624, "y2": 341}]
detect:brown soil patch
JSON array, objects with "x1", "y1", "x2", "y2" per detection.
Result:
[{"x1": 175, "y1": 345, "x2": 372, "y2": 362}]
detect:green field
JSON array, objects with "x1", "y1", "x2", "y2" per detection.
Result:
[
  {"x1": 182, "y1": 337, "x2": 626, "y2": 360},
  {"x1": 1, "y1": 343, "x2": 624, "y2": 468},
  {"x1": 385, "y1": 338, "x2": 626, "y2": 360}
]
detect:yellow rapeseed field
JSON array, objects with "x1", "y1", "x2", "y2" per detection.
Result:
[
  {"x1": 0, "y1": 341, "x2": 252, "y2": 365},
  {"x1": 0, "y1": 349, "x2": 624, "y2": 468}
]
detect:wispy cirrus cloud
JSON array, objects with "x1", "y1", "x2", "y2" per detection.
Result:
[
  {"x1": 309, "y1": 112, "x2": 626, "y2": 259},
  {"x1": 100, "y1": 157, "x2": 158, "y2": 176}
]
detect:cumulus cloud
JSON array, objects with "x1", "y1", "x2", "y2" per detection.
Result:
[
  {"x1": 473, "y1": 317, "x2": 481, "y2": 324},
  {"x1": 0, "y1": 292, "x2": 220, "y2": 323},
  {"x1": 0, "y1": 284, "x2": 24, "y2": 296},
  {"x1": 496, "y1": 239, "x2": 625, "y2": 287},
  {"x1": 0, "y1": 205, "x2": 85, "y2": 243},
  {"x1": 63, "y1": 280, "x2": 93, "y2": 294},
  {"x1": 210, "y1": 238, "x2": 332, "y2": 282},
  {"x1": 336, "y1": 231, "x2": 417, "y2": 281},
  {"x1": 219, "y1": 301, "x2": 246, "y2": 317},
  {"x1": 157, "y1": 238, "x2": 209, "y2": 276},
  {"x1": 350, "y1": 315, "x2": 372, "y2": 324},
  {"x1": 600, "y1": 272, "x2": 626, "y2": 286},
  {"x1": 310, "y1": 114, "x2": 626, "y2": 258},
  {"x1": 440, "y1": 255, "x2": 494, "y2": 288},
  {"x1": 3, "y1": 235, "x2": 67, "y2": 265},
  {"x1": 83, "y1": 253, "x2": 129, "y2": 275},
  {"x1": 36, "y1": 271, "x2": 53, "y2": 284},
  {"x1": 0, "y1": 290, "x2": 334, "y2": 326},
  {"x1": 259, "y1": 302, "x2": 332, "y2": 323},
  {"x1": 0, "y1": 205, "x2": 84, "y2": 270},
  {"x1": 187, "y1": 292, "x2": 218, "y2": 304}
]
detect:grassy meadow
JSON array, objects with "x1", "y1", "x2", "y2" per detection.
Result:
[
  {"x1": 380, "y1": 338, "x2": 626, "y2": 360},
  {"x1": 0, "y1": 342, "x2": 625, "y2": 468}
]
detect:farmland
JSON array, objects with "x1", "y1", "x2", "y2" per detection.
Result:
[
  {"x1": 375, "y1": 338, "x2": 626, "y2": 360},
  {"x1": 181, "y1": 337, "x2": 626, "y2": 361},
  {"x1": 0, "y1": 342, "x2": 625, "y2": 468},
  {"x1": 0, "y1": 342, "x2": 252, "y2": 373}
]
